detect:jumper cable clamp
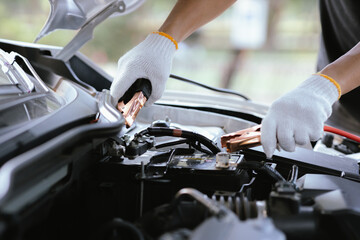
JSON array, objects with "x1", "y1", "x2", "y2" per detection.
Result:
[
  {"x1": 117, "y1": 78, "x2": 152, "y2": 128},
  {"x1": 221, "y1": 125, "x2": 262, "y2": 152}
]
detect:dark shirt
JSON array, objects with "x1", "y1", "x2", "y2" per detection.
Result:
[{"x1": 318, "y1": 0, "x2": 360, "y2": 119}]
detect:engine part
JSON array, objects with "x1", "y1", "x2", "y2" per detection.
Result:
[
  {"x1": 211, "y1": 192, "x2": 267, "y2": 220},
  {"x1": 137, "y1": 127, "x2": 221, "y2": 154},
  {"x1": 106, "y1": 140, "x2": 125, "y2": 157},
  {"x1": 269, "y1": 181, "x2": 301, "y2": 216},
  {"x1": 243, "y1": 146, "x2": 360, "y2": 178},
  {"x1": 297, "y1": 174, "x2": 360, "y2": 211},
  {"x1": 334, "y1": 138, "x2": 360, "y2": 154},
  {"x1": 171, "y1": 188, "x2": 284, "y2": 240},
  {"x1": 139, "y1": 161, "x2": 145, "y2": 217},
  {"x1": 94, "y1": 218, "x2": 145, "y2": 240},
  {"x1": 159, "y1": 229, "x2": 192, "y2": 240},
  {"x1": 190, "y1": 217, "x2": 285, "y2": 240},
  {"x1": 125, "y1": 134, "x2": 155, "y2": 158},
  {"x1": 215, "y1": 152, "x2": 230, "y2": 168},
  {"x1": 237, "y1": 161, "x2": 286, "y2": 183},
  {"x1": 130, "y1": 151, "x2": 245, "y2": 186},
  {"x1": 174, "y1": 188, "x2": 224, "y2": 216},
  {"x1": 151, "y1": 117, "x2": 171, "y2": 128}
]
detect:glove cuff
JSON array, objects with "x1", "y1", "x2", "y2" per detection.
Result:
[
  {"x1": 142, "y1": 32, "x2": 177, "y2": 59},
  {"x1": 152, "y1": 31, "x2": 178, "y2": 50},
  {"x1": 299, "y1": 74, "x2": 340, "y2": 105},
  {"x1": 313, "y1": 73, "x2": 341, "y2": 98}
]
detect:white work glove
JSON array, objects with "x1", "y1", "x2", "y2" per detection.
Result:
[
  {"x1": 261, "y1": 74, "x2": 340, "y2": 158},
  {"x1": 110, "y1": 32, "x2": 177, "y2": 105}
]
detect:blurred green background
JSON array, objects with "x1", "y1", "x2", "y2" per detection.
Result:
[{"x1": 0, "y1": 0, "x2": 320, "y2": 104}]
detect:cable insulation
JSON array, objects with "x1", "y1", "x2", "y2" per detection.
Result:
[
  {"x1": 324, "y1": 125, "x2": 360, "y2": 143},
  {"x1": 169, "y1": 74, "x2": 250, "y2": 100}
]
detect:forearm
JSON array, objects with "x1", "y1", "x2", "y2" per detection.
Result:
[
  {"x1": 320, "y1": 41, "x2": 360, "y2": 95},
  {"x1": 158, "y1": 0, "x2": 236, "y2": 42}
]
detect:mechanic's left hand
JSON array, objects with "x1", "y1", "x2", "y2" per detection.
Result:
[{"x1": 261, "y1": 74, "x2": 341, "y2": 158}]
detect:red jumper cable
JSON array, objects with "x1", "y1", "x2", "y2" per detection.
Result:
[{"x1": 324, "y1": 125, "x2": 360, "y2": 143}]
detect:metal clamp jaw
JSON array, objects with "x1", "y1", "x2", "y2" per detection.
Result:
[
  {"x1": 116, "y1": 78, "x2": 152, "y2": 128},
  {"x1": 221, "y1": 125, "x2": 262, "y2": 152}
]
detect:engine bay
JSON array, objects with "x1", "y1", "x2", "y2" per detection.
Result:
[
  {"x1": 95, "y1": 106, "x2": 360, "y2": 240},
  {"x1": 46, "y1": 105, "x2": 359, "y2": 240},
  {"x1": 0, "y1": 39, "x2": 360, "y2": 240}
]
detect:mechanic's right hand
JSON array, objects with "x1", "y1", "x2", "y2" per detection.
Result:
[{"x1": 110, "y1": 32, "x2": 178, "y2": 106}]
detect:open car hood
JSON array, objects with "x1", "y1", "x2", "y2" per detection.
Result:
[{"x1": 35, "y1": 0, "x2": 145, "y2": 61}]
